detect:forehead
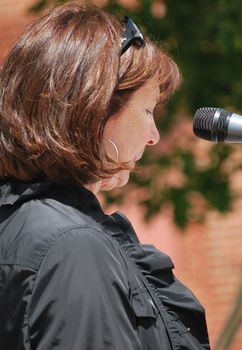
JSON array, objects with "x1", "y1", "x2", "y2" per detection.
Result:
[{"x1": 131, "y1": 79, "x2": 160, "y2": 104}]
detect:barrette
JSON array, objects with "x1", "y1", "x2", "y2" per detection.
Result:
[{"x1": 120, "y1": 17, "x2": 144, "y2": 55}]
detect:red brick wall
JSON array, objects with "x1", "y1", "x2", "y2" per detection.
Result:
[
  {"x1": 179, "y1": 210, "x2": 242, "y2": 349},
  {"x1": 1, "y1": 1, "x2": 241, "y2": 349},
  {"x1": 0, "y1": 0, "x2": 34, "y2": 62}
]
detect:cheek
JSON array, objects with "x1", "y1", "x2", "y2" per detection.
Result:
[
  {"x1": 119, "y1": 128, "x2": 148, "y2": 162},
  {"x1": 128, "y1": 125, "x2": 149, "y2": 148},
  {"x1": 103, "y1": 115, "x2": 149, "y2": 162}
]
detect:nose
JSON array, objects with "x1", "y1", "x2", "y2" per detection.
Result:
[{"x1": 147, "y1": 123, "x2": 160, "y2": 146}]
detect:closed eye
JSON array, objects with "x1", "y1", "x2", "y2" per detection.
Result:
[{"x1": 145, "y1": 109, "x2": 153, "y2": 116}]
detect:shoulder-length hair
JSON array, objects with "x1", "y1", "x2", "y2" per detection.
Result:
[{"x1": 0, "y1": 3, "x2": 181, "y2": 186}]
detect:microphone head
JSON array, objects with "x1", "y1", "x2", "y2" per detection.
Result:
[
  {"x1": 193, "y1": 107, "x2": 217, "y2": 141},
  {"x1": 193, "y1": 107, "x2": 232, "y2": 142}
]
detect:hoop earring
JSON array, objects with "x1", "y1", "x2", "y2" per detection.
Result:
[{"x1": 106, "y1": 139, "x2": 119, "y2": 162}]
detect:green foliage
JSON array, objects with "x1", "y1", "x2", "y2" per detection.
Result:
[
  {"x1": 131, "y1": 146, "x2": 232, "y2": 229},
  {"x1": 29, "y1": 0, "x2": 242, "y2": 229}
]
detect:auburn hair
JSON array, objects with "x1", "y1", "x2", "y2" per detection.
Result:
[{"x1": 0, "y1": 3, "x2": 181, "y2": 186}]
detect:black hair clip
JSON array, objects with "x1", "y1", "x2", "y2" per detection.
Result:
[{"x1": 120, "y1": 17, "x2": 144, "y2": 55}]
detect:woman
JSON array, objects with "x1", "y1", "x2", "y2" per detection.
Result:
[{"x1": 0, "y1": 3, "x2": 210, "y2": 349}]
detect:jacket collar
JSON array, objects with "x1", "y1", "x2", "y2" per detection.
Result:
[
  {"x1": 0, "y1": 181, "x2": 55, "y2": 206},
  {"x1": 0, "y1": 180, "x2": 139, "y2": 243},
  {"x1": 0, "y1": 180, "x2": 102, "y2": 213}
]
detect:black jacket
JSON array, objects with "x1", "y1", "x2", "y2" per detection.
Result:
[{"x1": 0, "y1": 181, "x2": 210, "y2": 350}]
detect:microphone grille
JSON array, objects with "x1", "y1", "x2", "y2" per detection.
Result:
[
  {"x1": 193, "y1": 107, "x2": 217, "y2": 141},
  {"x1": 193, "y1": 107, "x2": 232, "y2": 142}
]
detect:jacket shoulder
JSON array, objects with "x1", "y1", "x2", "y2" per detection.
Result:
[
  {"x1": 0, "y1": 198, "x2": 113, "y2": 271},
  {"x1": 37, "y1": 226, "x2": 129, "y2": 289}
]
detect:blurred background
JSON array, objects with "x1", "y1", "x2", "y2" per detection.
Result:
[{"x1": 0, "y1": 0, "x2": 241, "y2": 348}]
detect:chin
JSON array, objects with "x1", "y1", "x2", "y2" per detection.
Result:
[
  {"x1": 101, "y1": 171, "x2": 130, "y2": 191},
  {"x1": 116, "y1": 175, "x2": 129, "y2": 188}
]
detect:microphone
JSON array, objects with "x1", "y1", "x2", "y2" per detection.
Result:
[{"x1": 193, "y1": 107, "x2": 242, "y2": 143}]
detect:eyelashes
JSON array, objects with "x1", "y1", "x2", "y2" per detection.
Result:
[
  {"x1": 145, "y1": 109, "x2": 154, "y2": 118},
  {"x1": 145, "y1": 109, "x2": 153, "y2": 115}
]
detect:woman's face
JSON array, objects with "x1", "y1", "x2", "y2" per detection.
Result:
[{"x1": 100, "y1": 78, "x2": 160, "y2": 191}]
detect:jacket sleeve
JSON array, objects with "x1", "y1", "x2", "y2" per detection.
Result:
[{"x1": 28, "y1": 228, "x2": 142, "y2": 350}]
